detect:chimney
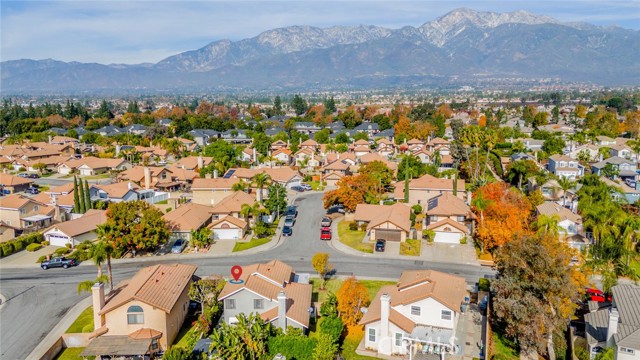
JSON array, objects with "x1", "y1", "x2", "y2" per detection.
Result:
[
  {"x1": 48, "y1": 135, "x2": 52, "y2": 144},
  {"x1": 337, "y1": 153, "x2": 340, "y2": 160},
  {"x1": 92, "y1": 282, "x2": 105, "y2": 330},
  {"x1": 299, "y1": 138, "x2": 302, "y2": 145},
  {"x1": 115, "y1": 144, "x2": 121, "y2": 157},
  {"x1": 277, "y1": 291, "x2": 287, "y2": 331},
  {"x1": 466, "y1": 190, "x2": 472, "y2": 205},
  {"x1": 287, "y1": 139, "x2": 290, "y2": 147},
  {"x1": 143, "y1": 167, "x2": 151, "y2": 190},
  {"x1": 380, "y1": 294, "x2": 390, "y2": 348},
  {"x1": 197, "y1": 155, "x2": 204, "y2": 169},
  {"x1": 213, "y1": 169, "x2": 218, "y2": 179},
  {"x1": 128, "y1": 182, "x2": 134, "y2": 190},
  {"x1": 253, "y1": 148, "x2": 257, "y2": 163},
  {"x1": 606, "y1": 308, "x2": 619, "y2": 347}
]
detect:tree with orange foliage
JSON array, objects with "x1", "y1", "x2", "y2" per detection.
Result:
[
  {"x1": 322, "y1": 173, "x2": 380, "y2": 212},
  {"x1": 410, "y1": 121, "x2": 436, "y2": 140},
  {"x1": 435, "y1": 104, "x2": 452, "y2": 119},
  {"x1": 393, "y1": 114, "x2": 412, "y2": 140},
  {"x1": 477, "y1": 114, "x2": 487, "y2": 127},
  {"x1": 473, "y1": 182, "x2": 532, "y2": 253},
  {"x1": 336, "y1": 277, "x2": 370, "y2": 327}
]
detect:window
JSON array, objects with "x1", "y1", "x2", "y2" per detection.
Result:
[
  {"x1": 368, "y1": 328, "x2": 376, "y2": 342},
  {"x1": 254, "y1": 299, "x2": 264, "y2": 309},
  {"x1": 456, "y1": 216, "x2": 465, "y2": 222},
  {"x1": 225, "y1": 299, "x2": 236, "y2": 310},
  {"x1": 441, "y1": 310, "x2": 452, "y2": 321},
  {"x1": 620, "y1": 348, "x2": 635, "y2": 355},
  {"x1": 127, "y1": 305, "x2": 144, "y2": 324},
  {"x1": 429, "y1": 216, "x2": 438, "y2": 223},
  {"x1": 34, "y1": 205, "x2": 39, "y2": 211},
  {"x1": 411, "y1": 306, "x2": 421, "y2": 316},
  {"x1": 395, "y1": 332, "x2": 403, "y2": 347}
]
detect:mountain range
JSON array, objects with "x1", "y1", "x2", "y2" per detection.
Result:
[{"x1": 2, "y1": 8, "x2": 639, "y2": 93}]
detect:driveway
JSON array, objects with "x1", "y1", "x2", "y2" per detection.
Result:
[
  {"x1": 422, "y1": 243, "x2": 478, "y2": 266},
  {"x1": 0, "y1": 245, "x2": 62, "y2": 269}
]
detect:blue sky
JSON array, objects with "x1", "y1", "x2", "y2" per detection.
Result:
[{"x1": 1, "y1": 1, "x2": 638, "y2": 64}]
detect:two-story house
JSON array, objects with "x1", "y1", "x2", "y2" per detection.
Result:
[
  {"x1": 425, "y1": 192, "x2": 475, "y2": 244},
  {"x1": 191, "y1": 178, "x2": 239, "y2": 205},
  {"x1": 0, "y1": 194, "x2": 53, "y2": 232},
  {"x1": 393, "y1": 174, "x2": 466, "y2": 205},
  {"x1": 548, "y1": 154, "x2": 584, "y2": 180},
  {"x1": 584, "y1": 284, "x2": 640, "y2": 360},
  {"x1": 82, "y1": 264, "x2": 197, "y2": 358},
  {"x1": 536, "y1": 202, "x2": 588, "y2": 250},
  {"x1": 360, "y1": 270, "x2": 467, "y2": 357},
  {"x1": 592, "y1": 157, "x2": 638, "y2": 182},
  {"x1": 218, "y1": 260, "x2": 312, "y2": 331}
]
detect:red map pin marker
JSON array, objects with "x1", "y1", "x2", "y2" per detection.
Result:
[{"x1": 231, "y1": 265, "x2": 243, "y2": 283}]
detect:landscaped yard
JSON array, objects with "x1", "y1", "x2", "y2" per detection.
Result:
[
  {"x1": 65, "y1": 306, "x2": 94, "y2": 333},
  {"x1": 172, "y1": 318, "x2": 199, "y2": 351},
  {"x1": 54, "y1": 347, "x2": 93, "y2": 360},
  {"x1": 491, "y1": 328, "x2": 519, "y2": 360},
  {"x1": 337, "y1": 221, "x2": 373, "y2": 253},
  {"x1": 232, "y1": 237, "x2": 271, "y2": 252},
  {"x1": 630, "y1": 259, "x2": 640, "y2": 277},
  {"x1": 400, "y1": 238, "x2": 421, "y2": 256},
  {"x1": 307, "y1": 180, "x2": 325, "y2": 191}
]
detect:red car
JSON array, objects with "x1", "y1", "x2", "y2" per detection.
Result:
[
  {"x1": 320, "y1": 229, "x2": 332, "y2": 240},
  {"x1": 586, "y1": 288, "x2": 610, "y2": 303}
]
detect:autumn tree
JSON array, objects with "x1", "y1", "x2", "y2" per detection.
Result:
[
  {"x1": 473, "y1": 182, "x2": 532, "y2": 253},
  {"x1": 323, "y1": 173, "x2": 383, "y2": 212},
  {"x1": 312, "y1": 253, "x2": 333, "y2": 290},
  {"x1": 359, "y1": 160, "x2": 394, "y2": 192},
  {"x1": 493, "y1": 234, "x2": 586, "y2": 357},
  {"x1": 336, "y1": 277, "x2": 370, "y2": 327},
  {"x1": 625, "y1": 110, "x2": 640, "y2": 137},
  {"x1": 97, "y1": 200, "x2": 171, "y2": 256}
]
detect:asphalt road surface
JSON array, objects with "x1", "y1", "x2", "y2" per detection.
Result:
[{"x1": 0, "y1": 192, "x2": 493, "y2": 360}]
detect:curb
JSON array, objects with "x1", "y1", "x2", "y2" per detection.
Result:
[{"x1": 25, "y1": 296, "x2": 92, "y2": 360}]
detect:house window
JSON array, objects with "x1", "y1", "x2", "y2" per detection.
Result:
[
  {"x1": 411, "y1": 306, "x2": 421, "y2": 316},
  {"x1": 225, "y1": 299, "x2": 236, "y2": 310},
  {"x1": 254, "y1": 299, "x2": 264, "y2": 309},
  {"x1": 20, "y1": 208, "x2": 26, "y2": 215},
  {"x1": 441, "y1": 310, "x2": 452, "y2": 321},
  {"x1": 368, "y1": 328, "x2": 376, "y2": 342},
  {"x1": 620, "y1": 348, "x2": 634, "y2": 355},
  {"x1": 429, "y1": 216, "x2": 438, "y2": 223},
  {"x1": 127, "y1": 305, "x2": 144, "y2": 324},
  {"x1": 395, "y1": 332, "x2": 403, "y2": 347},
  {"x1": 34, "y1": 205, "x2": 39, "y2": 211},
  {"x1": 457, "y1": 216, "x2": 465, "y2": 222}
]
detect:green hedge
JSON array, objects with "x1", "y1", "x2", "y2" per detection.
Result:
[
  {"x1": 0, "y1": 232, "x2": 44, "y2": 258},
  {"x1": 26, "y1": 243, "x2": 43, "y2": 252},
  {"x1": 268, "y1": 332, "x2": 317, "y2": 360}
]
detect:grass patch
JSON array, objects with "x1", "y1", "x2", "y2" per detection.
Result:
[
  {"x1": 82, "y1": 174, "x2": 112, "y2": 180},
  {"x1": 232, "y1": 237, "x2": 270, "y2": 252},
  {"x1": 173, "y1": 319, "x2": 199, "y2": 350},
  {"x1": 155, "y1": 199, "x2": 168, "y2": 205},
  {"x1": 491, "y1": 328, "x2": 519, "y2": 360},
  {"x1": 308, "y1": 181, "x2": 325, "y2": 191},
  {"x1": 337, "y1": 221, "x2": 373, "y2": 253},
  {"x1": 341, "y1": 325, "x2": 378, "y2": 360},
  {"x1": 65, "y1": 306, "x2": 94, "y2": 333},
  {"x1": 54, "y1": 347, "x2": 93, "y2": 360},
  {"x1": 311, "y1": 278, "x2": 395, "y2": 305},
  {"x1": 400, "y1": 239, "x2": 421, "y2": 256}
]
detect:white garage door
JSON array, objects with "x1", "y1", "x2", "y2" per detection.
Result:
[
  {"x1": 434, "y1": 232, "x2": 462, "y2": 244},
  {"x1": 79, "y1": 168, "x2": 93, "y2": 176},
  {"x1": 214, "y1": 229, "x2": 240, "y2": 240},
  {"x1": 47, "y1": 234, "x2": 71, "y2": 247}
]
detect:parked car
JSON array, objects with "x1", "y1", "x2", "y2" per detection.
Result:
[
  {"x1": 300, "y1": 183, "x2": 312, "y2": 191},
  {"x1": 585, "y1": 288, "x2": 610, "y2": 302},
  {"x1": 320, "y1": 229, "x2": 332, "y2": 240},
  {"x1": 284, "y1": 215, "x2": 295, "y2": 227},
  {"x1": 320, "y1": 217, "x2": 332, "y2": 227},
  {"x1": 28, "y1": 173, "x2": 40, "y2": 179},
  {"x1": 17, "y1": 173, "x2": 29, "y2": 178},
  {"x1": 41, "y1": 257, "x2": 77, "y2": 270},
  {"x1": 282, "y1": 226, "x2": 293, "y2": 236},
  {"x1": 375, "y1": 239, "x2": 386, "y2": 252},
  {"x1": 291, "y1": 186, "x2": 305, "y2": 192},
  {"x1": 285, "y1": 206, "x2": 298, "y2": 218},
  {"x1": 27, "y1": 187, "x2": 40, "y2": 194},
  {"x1": 171, "y1": 239, "x2": 187, "y2": 254}
]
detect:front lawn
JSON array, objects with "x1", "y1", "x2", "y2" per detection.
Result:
[
  {"x1": 337, "y1": 221, "x2": 373, "y2": 253},
  {"x1": 307, "y1": 181, "x2": 325, "y2": 191},
  {"x1": 54, "y1": 347, "x2": 93, "y2": 360},
  {"x1": 400, "y1": 239, "x2": 421, "y2": 256},
  {"x1": 311, "y1": 278, "x2": 395, "y2": 306},
  {"x1": 232, "y1": 237, "x2": 271, "y2": 252},
  {"x1": 65, "y1": 306, "x2": 94, "y2": 333}
]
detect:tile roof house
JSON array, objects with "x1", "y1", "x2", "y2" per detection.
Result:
[
  {"x1": 208, "y1": 215, "x2": 248, "y2": 241},
  {"x1": 536, "y1": 201, "x2": 588, "y2": 249},
  {"x1": 0, "y1": 194, "x2": 53, "y2": 231},
  {"x1": 209, "y1": 191, "x2": 258, "y2": 218},
  {"x1": 223, "y1": 167, "x2": 303, "y2": 189},
  {"x1": 190, "y1": 178, "x2": 239, "y2": 206},
  {"x1": 548, "y1": 154, "x2": 584, "y2": 180},
  {"x1": 354, "y1": 203, "x2": 411, "y2": 242},
  {"x1": 162, "y1": 203, "x2": 214, "y2": 241},
  {"x1": 584, "y1": 284, "x2": 640, "y2": 360},
  {"x1": 218, "y1": 260, "x2": 312, "y2": 331},
  {"x1": 425, "y1": 192, "x2": 475, "y2": 244},
  {"x1": 83, "y1": 264, "x2": 197, "y2": 358},
  {"x1": 0, "y1": 173, "x2": 33, "y2": 194},
  {"x1": 393, "y1": 174, "x2": 466, "y2": 206},
  {"x1": 43, "y1": 209, "x2": 107, "y2": 247},
  {"x1": 174, "y1": 156, "x2": 213, "y2": 171},
  {"x1": 359, "y1": 270, "x2": 468, "y2": 357}
]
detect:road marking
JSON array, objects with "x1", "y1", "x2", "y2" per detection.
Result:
[{"x1": 3, "y1": 285, "x2": 35, "y2": 304}]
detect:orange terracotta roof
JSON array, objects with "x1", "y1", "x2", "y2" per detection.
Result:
[
  {"x1": 100, "y1": 264, "x2": 197, "y2": 315},
  {"x1": 0, "y1": 193, "x2": 41, "y2": 210},
  {"x1": 175, "y1": 156, "x2": 213, "y2": 169},
  {"x1": 162, "y1": 203, "x2": 213, "y2": 231},
  {"x1": 209, "y1": 191, "x2": 256, "y2": 214},
  {"x1": 208, "y1": 215, "x2": 247, "y2": 229},
  {"x1": 47, "y1": 210, "x2": 107, "y2": 237},
  {"x1": 95, "y1": 182, "x2": 140, "y2": 199},
  {"x1": 128, "y1": 328, "x2": 162, "y2": 340},
  {"x1": 426, "y1": 218, "x2": 469, "y2": 233},
  {"x1": 0, "y1": 173, "x2": 33, "y2": 187},
  {"x1": 354, "y1": 203, "x2": 411, "y2": 232},
  {"x1": 426, "y1": 192, "x2": 472, "y2": 216},
  {"x1": 191, "y1": 177, "x2": 238, "y2": 190}
]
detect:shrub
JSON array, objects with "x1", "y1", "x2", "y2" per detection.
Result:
[
  {"x1": 349, "y1": 222, "x2": 358, "y2": 231},
  {"x1": 359, "y1": 223, "x2": 367, "y2": 232},
  {"x1": 268, "y1": 330, "x2": 317, "y2": 360},
  {"x1": 68, "y1": 250, "x2": 89, "y2": 262},
  {"x1": 65, "y1": 243, "x2": 72, "y2": 248},
  {"x1": 411, "y1": 204, "x2": 422, "y2": 214},
  {"x1": 11, "y1": 241, "x2": 23, "y2": 252},
  {"x1": 41, "y1": 240, "x2": 49, "y2": 246},
  {"x1": 478, "y1": 278, "x2": 491, "y2": 292},
  {"x1": 37, "y1": 255, "x2": 49, "y2": 263},
  {"x1": 26, "y1": 243, "x2": 43, "y2": 252},
  {"x1": 318, "y1": 316, "x2": 343, "y2": 344},
  {"x1": 460, "y1": 237, "x2": 467, "y2": 245},
  {"x1": 55, "y1": 247, "x2": 70, "y2": 256},
  {"x1": 422, "y1": 229, "x2": 435, "y2": 242},
  {"x1": 0, "y1": 245, "x2": 11, "y2": 257}
]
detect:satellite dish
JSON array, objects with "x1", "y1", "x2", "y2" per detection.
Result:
[{"x1": 360, "y1": 307, "x2": 368, "y2": 314}]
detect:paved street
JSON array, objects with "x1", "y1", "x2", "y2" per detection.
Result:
[{"x1": 0, "y1": 192, "x2": 494, "y2": 360}]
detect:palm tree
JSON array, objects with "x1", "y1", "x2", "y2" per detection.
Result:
[
  {"x1": 88, "y1": 241, "x2": 108, "y2": 278},
  {"x1": 534, "y1": 214, "x2": 563, "y2": 239},
  {"x1": 507, "y1": 160, "x2": 530, "y2": 190},
  {"x1": 93, "y1": 231, "x2": 116, "y2": 292},
  {"x1": 482, "y1": 129, "x2": 498, "y2": 176},
  {"x1": 251, "y1": 173, "x2": 271, "y2": 203},
  {"x1": 556, "y1": 176, "x2": 576, "y2": 207},
  {"x1": 619, "y1": 215, "x2": 640, "y2": 266},
  {"x1": 232, "y1": 181, "x2": 248, "y2": 192},
  {"x1": 77, "y1": 275, "x2": 109, "y2": 294},
  {"x1": 240, "y1": 203, "x2": 253, "y2": 223}
]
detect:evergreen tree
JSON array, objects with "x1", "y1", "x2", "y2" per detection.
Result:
[
  {"x1": 273, "y1": 96, "x2": 282, "y2": 115},
  {"x1": 84, "y1": 179, "x2": 92, "y2": 211},
  {"x1": 290, "y1": 94, "x2": 308, "y2": 116},
  {"x1": 323, "y1": 96, "x2": 337, "y2": 114},
  {"x1": 73, "y1": 176, "x2": 80, "y2": 213},
  {"x1": 77, "y1": 178, "x2": 86, "y2": 213}
]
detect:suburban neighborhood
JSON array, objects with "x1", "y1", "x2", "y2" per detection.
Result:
[{"x1": 0, "y1": 91, "x2": 638, "y2": 360}]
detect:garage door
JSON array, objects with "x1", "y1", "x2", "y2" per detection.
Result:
[
  {"x1": 214, "y1": 229, "x2": 240, "y2": 240},
  {"x1": 375, "y1": 229, "x2": 402, "y2": 242},
  {"x1": 47, "y1": 233, "x2": 70, "y2": 247},
  {"x1": 434, "y1": 232, "x2": 462, "y2": 244}
]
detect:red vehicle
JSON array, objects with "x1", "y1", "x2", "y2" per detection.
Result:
[
  {"x1": 320, "y1": 229, "x2": 332, "y2": 240},
  {"x1": 586, "y1": 288, "x2": 610, "y2": 303}
]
